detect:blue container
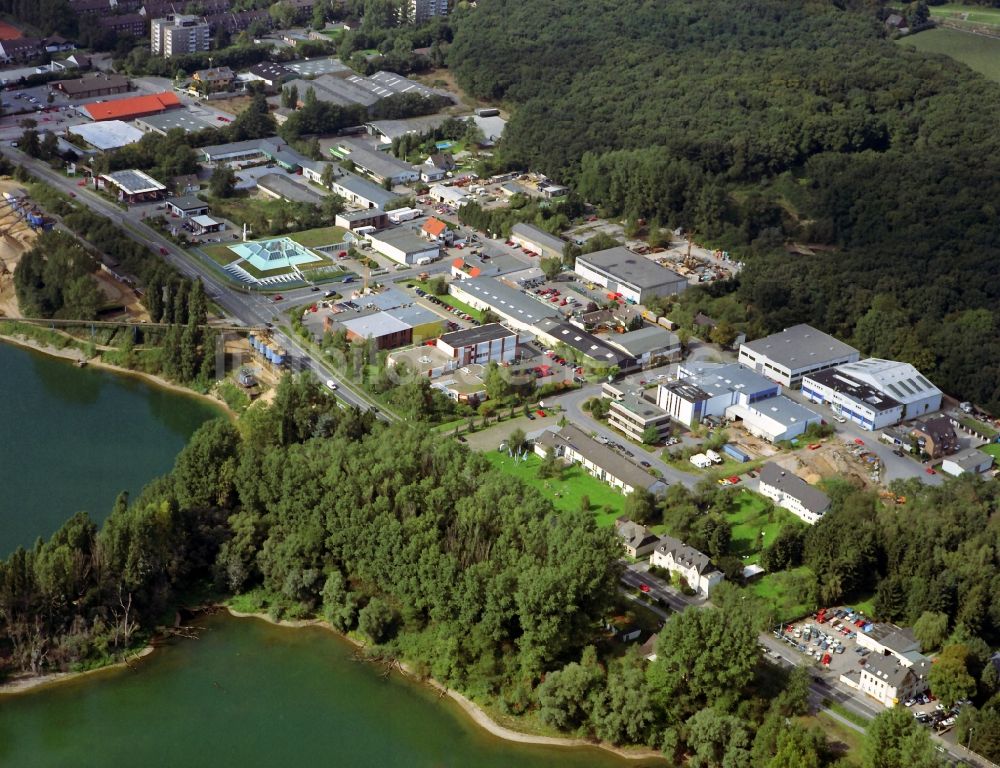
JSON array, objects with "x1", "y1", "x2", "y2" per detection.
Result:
[{"x1": 722, "y1": 443, "x2": 750, "y2": 463}]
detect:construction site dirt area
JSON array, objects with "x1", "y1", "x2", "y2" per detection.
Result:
[
  {"x1": 773, "y1": 440, "x2": 877, "y2": 489},
  {"x1": 94, "y1": 271, "x2": 150, "y2": 322},
  {"x1": 0, "y1": 180, "x2": 42, "y2": 319}
]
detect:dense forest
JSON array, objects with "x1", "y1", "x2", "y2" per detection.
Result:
[
  {"x1": 0, "y1": 374, "x2": 947, "y2": 764},
  {"x1": 449, "y1": 0, "x2": 1000, "y2": 412}
]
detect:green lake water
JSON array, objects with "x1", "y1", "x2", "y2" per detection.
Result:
[
  {"x1": 0, "y1": 613, "x2": 658, "y2": 768},
  {"x1": 0, "y1": 341, "x2": 221, "y2": 555}
]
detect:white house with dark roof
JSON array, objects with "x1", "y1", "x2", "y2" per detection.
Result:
[
  {"x1": 857, "y1": 653, "x2": 930, "y2": 707},
  {"x1": 757, "y1": 462, "x2": 831, "y2": 524},
  {"x1": 614, "y1": 517, "x2": 660, "y2": 558},
  {"x1": 649, "y1": 535, "x2": 723, "y2": 595},
  {"x1": 739, "y1": 324, "x2": 860, "y2": 388}
]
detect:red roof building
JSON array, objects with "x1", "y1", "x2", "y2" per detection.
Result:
[{"x1": 81, "y1": 91, "x2": 181, "y2": 121}]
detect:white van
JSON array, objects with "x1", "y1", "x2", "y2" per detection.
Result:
[{"x1": 325, "y1": 379, "x2": 338, "y2": 391}]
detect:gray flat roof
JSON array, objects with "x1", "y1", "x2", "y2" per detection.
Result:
[
  {"x1": 370, "y1": 227, "x2": 436, "y2": 254},
  {"x1": 745, "y1": 395, "x2": 821, "y2": 428},
  {"x1": 166, "y1": 194, "x2": 208, "y2": 211},
  {"x1": 369, "y1": 70, "x2": 443, "y2": 98},
  {"x1": 284, "y1": 57, "x2": 351, "y2": 77},
  {"x1": 68, "y1": 120, "x2": 143, "y2": 151},
  {"x1": 340, "y1": 311, "x2": 411, "y2": 337},
  {"x1": 606, "y1": 325, "x2": 679, "y2": 356},
  {"x1": 257, "y1": 173, "x2": 325, "y2": 204},
  {"x1": 741, "y1": 324, "x2": 859, "y2": 371},
  {"x1": 136, "y1": 110, "x2": 217, "y2": 134},
  {"x1": 510, "y1": 222, "x2": 566, "y2": 253},
  {"x1": 759, "y1": 462, "x2": 831, "y2": 514},
  {"x1": 680, "y1": 362, "x2": 778, "y2": 398},
  {"x1": 365, "y1": 114, "x2": 450, "y2": 140},
  {"x1": 577, "y1": 247, "x2": 687, "y2": 290},
  {"x1": 454, "y1": 277, "x2": 558, "y2": 326},
  {"x1": 333, "y1": 172, "x2": 398, "y2": 208},
  {"x1": 536, "y1": 318, "x2": 630, "y2": 366},
  {"x1": 948, "y1": 447, "x2": 994, "y2": 472},
  {"x1": 612, "y1": 394, "x2": 669, "y2": 421},
  {"x1": 340, "y1": 140, "x2": 417, "y2": 179},
  {"x1": 439, "y1": 323, "x2": 515, "y2": 347}
]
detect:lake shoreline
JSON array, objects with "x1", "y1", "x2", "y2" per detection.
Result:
[
  {"x1": 225, "y1": 607, "x2": 664, "y2": 762},
  {"x1": 0, "y1": 646, "x2": 155, "y2": 696},
  {"x1": 0, "y1": 332, "x2": 233, "y2": 418}
]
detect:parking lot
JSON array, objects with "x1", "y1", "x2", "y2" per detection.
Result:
[{"x1": 774, "y1": 606, "x2": 878, "y2": 676}]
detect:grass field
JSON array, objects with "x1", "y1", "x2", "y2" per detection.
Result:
[
  {"x1": 724, "y1": 489, "x2": 803, "y2": 563},
  {"x1": 289, "y1": 226, "x2": 348, "y2": 248},
  {"x1": 752, "y1": 566, "x2": 818, "y2": 623},
  {"x1": 900, "y1": 27, "x2": 1000, "y2": 83},
  {"x1": 929, "y1": 3, "x2": 1000, "y2": 26},
  {"x1": 483, "y1": 450, "x2": 626, "y2": 526},
  {"x1": 412, "y1": 281, "x2": 488, "y2": 322},
  {"x1": 202, "y1": 244, "x2": 239, "y2": 267},
  {"x1": 980, "y1": 443, "x2": 1000, "y2": 460}
]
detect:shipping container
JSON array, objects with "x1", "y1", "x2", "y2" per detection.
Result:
[{"x1": 722, "y1": 444, "x2": 751, "y2": 463}]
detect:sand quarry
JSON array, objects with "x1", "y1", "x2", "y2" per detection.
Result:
[{"x1": 0, "y1": 180, "x2": 40, "y2": 319}]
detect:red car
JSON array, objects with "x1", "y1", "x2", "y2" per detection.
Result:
[
  {"x1": 159, "y1": 247, "x2": 168, "y2": 256},
  {"x1": 854, "y1": 438, "x2": 865, "y2": 445},
  {"x1": 727, "y1": 476, "x2": 740, "y2": 485},
  {"x1": 272, "y1": 294, "x2": 283, "y2": 302},
  {"x1": 639, "y1": 584, "x2": 650, "y2": 593},
  {"x1": 536, "y1": 409, "x2": 546, "y2": 417},
  {"x1": 925, "y1": 467, "x2": 936, "y2": 475}
]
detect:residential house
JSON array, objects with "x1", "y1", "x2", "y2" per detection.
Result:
[
  {"x1": 649, "y1": 535, "x2": 723, "y2": 596},
  {"x1": 420, "y1": 152, "x2": 455, "y2": 183},
  {"x1": 533, "y1": 424, "x2": 666, "y2": 496},
  {"x1": 420, "y1": 217, "x2": 449, "y2": 243},
  {"x1": 615, "y1": 515, "x2": 660, "y2": 560},
  {"x1": 192, "y1": 66, "x2": 235, "y2": 93},
  {"x1": 757, "y1": 462, "x2": 831, "y2": 525},
  {"x1": 857, "y1": 653, "x2": 930, "y2": 707},
  {"x1": 910, "y1": 415, "x2": 959, "y2": 459},
  {"x1": 99, "y1": 14, "x2": 147, "y2": 36},
  {"x1": 0, "y1": 38, "x2": 44, "y2": 63}
]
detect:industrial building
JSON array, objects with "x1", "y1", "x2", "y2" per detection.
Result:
[
  {"x1": 135, "y1": 109, "x2": 218, "y2": 135},
  {"x1": 165, "y1": 195, "x2": 209, "y2": 218},
  {"x1": 656, "y1": 362, "x2": 780, "y2": 428},
  {"x1": 67, "y1": 120, "x2": 144, "y2": 151},
  {"x1": 604, "y1": 325, "x2": 681, "y2": 368},
  {"x1": 436, "y1": 323, "x2": 518, "y2": 367},
  {"x1": 533, "y1": 317, "x2": 633, "y2": 370},
  {"x1": 725, "y1": 395, "x2": 822, "y2": 443},
  {"x1": 331, "y1": 172, "x2": 399, "y2": 210},
  {"x1": 827, "y1": 358, "x2": 941, "y2": 421},
  {"x1": 757, "y1": 462, "x2": 831, "y2": 524},
  {"x1": 150, "y1": 14, "x2": 210, "y2": 57},
  {"x1": 335, "y1": 209, "x2": 388, "y2": 231},
  {"x1": 257, "y1": 174, "x2": 324, "y2": 205},
  {"x1": 367, "y1": 228, "x2": 439, "y2": 265},
  {"x1": 509, "y1": 222, "x2": 566, "y2": 260},
  {"x1": 738, "y1": 324, "x2": 860, "y2": 388},
  {"x1": 53, "y1": 72, "x2": 129, "y2": 99},
  {"x1": 941, "y1": 448, "x2": 995, "y2": 478},
  {"x1": 575, "y1": 247, "x2": 688, "y2": 304},
  {"x1": 449, "y1": 276, "x2": 558, "y2": 333},
  {"x1": 80, "y1": 91, "x2": 181, "y2": 122},
  {"x1": 802, "y1": 368, "x2": 904, "y2": 431},
  {"x1": 428, "y1": 184, "x2": 469, "y2": 207},
  {"x1": 333, "y1": 140, "x2": 419, "y2": 185}
]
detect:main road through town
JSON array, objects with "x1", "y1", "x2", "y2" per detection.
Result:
[{"x1": 1, "y1": 148, "x2": 398, "y2": 416}]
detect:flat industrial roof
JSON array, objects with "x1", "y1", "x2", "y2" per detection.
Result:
[
  {"x1": 439, "y1": 322, "x2": 515, "y2": 347},
  {"x1": 332, "y1": 172, "x2": 398, "y2": 208},
  {"x1": 742, "y1": 394, "x2": 821, "y2": 428},
  {"x1": 339, "y1": 140, "x2": 417, "y2": 179},
  {"x1": 284, "y1": 57, "x2": 351, "y2": 77},
  {"x1": 370, "y1": 227, "x2": 435, "y2": 254},
  {"x1": 536, "y1": 318, "x2": 629, "y2": 365},
  {"x1": 341, "y1": 311, "x2": 411, "y2": 337},
  {"x1": 257, "y1": 173, "x2": 325, "y2": 204},
  {"x1": 741, "y1": 324, "x2": 859, "y2": 371},
  {"x1": 136, "y1": 109, "x2": 217, "y2": 134},
  {"x1": 365, "y1": 114, "x2": 450, "y2": 140},
  {"x1": 510, "y1": 222, "x2": 566, "y2": 253},
  {"x1": 454, "y1": 277, "x2": 558, "y2": 326},
  {"x1": 68, "y1": 120, "x2": 143, "y2": 151},
  {"x1": 577, "y1": 246, "x2": 687, "y2": 290},
  {"x1": 606, "y1": 325, "x2": 679, "y2": 356},
  {"x1": 679, "y1": 362, "x2": 778, "y2": 398},
  {"x1": 166, "y1": 194, "x2": 208, "y2": 211}
]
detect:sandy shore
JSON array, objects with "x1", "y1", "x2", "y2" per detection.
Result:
[
  {"x1": 226, "y1": 607, "x2": 664, "y2": 761},
  {"x1": 0, "y1": 646, "x2": 155, "y2": 696},
  {"x1": 0, "y1": 333, "x2": 233, "y2": 418}
]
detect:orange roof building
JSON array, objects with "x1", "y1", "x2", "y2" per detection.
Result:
[
  {"x1": 82, "y1": 92, "x2": 181, "y2": 122},
  {"x1": 422, "y1": 217, "x2": 448, "y2": 239}
]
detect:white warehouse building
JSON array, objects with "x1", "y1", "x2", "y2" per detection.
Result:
[
  {"x1": 656, "y1": 362, "x2": 780, "y2": 428},
  {"x1": 367, "y1": 229, "x2": 440, "y2": 265},
  {"x1": 829, "y1": 358, "x2": 941, "y2": 421},
  {"x1": 802, "y1": 368, "x2": 904, "y2": 431},
  {"x1": 739, "y1": 324, "x2": 860, "y2": 388},
  {"x1": 575, "y1": 246, "x2": 687, "y2": 304},
  {"x1": 436, "y1": 323, "x2": 518, "y2": 367}
]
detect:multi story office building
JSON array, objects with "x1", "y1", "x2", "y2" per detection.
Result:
[{"x1": 151, "y1": 14, "x2": 210, "y2": 57}]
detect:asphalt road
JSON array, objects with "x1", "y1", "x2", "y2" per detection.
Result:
[{"x1": 3, "y1": 148, "x2": 387, "y2": 416}]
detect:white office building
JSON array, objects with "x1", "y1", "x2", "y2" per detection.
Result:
[
  {"x1": 830, "y1": 359, "x2": 941, "y2": 420},
  {"x1": 739, "y1": 324, "x2": 860, "y2": 388},
  {"x1": 436, "y1": 323, "x2": 518, "y2": 367},
  {"x1": 757, "y1": 462, "x2": 831, "y2": 524},
  {"x1": 725, "y1": 395, "x2": 822, "y2": 443},
  {"x1": 802, "y1": 367, "x2": 904, "y2": 431}
]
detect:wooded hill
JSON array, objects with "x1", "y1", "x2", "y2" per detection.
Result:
[{"x1": 449, "y1": 0, "x2": 1000, "y2": 412}]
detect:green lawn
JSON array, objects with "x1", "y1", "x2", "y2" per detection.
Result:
[
  {"x1": 413, "y1": 282, "x2": 487, "y2": 322},
  {"x1": 929, "y1": 3, "x2": 1000, "y2": 26},
  {"x1": 484, "y1": 450, "x2": 626, "y2": 526},
  {"x1": 980, "y1": 443, "x2": 1000, "y2": 460},
  {"x1": 202, "y1": 244, "x2": 239, "y2": 267},
  {"x1": 900, "y1": 27, "x2": 1000, "y2": 83},
  {"x1": 723, "y1": 489, "x2": 803, "y2": 563},
  {"x1": 289, "y1": 226, "x2": 348, "y2": 248},
  {"x1": 751, "y1": 566, "x2": 818, "y2": 623}
]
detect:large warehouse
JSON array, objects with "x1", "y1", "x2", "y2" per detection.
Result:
[
  {"x1": 510, "y1": 222, "x2": 566, "y2": 260},
  {"x1": 656, "y1": 362, "x2": 779, "y2": 428},
  {"x1": 367, "y1": 228, "x2": 439, "y2": 265},
  {"x1": 449, "y1": 276, "x2": 558, "y2": 333},
  {"x1": 830, "y1": 358, "x2": 941, "y2": 421},
  {"x1": 574, "y1": 247, "x2": 687, "y2": 304},
  {"x1": 738, "y1": 324, "x2": 860, "y2": 388},
  {"x1": 802, "y1": 368, "x2": 904, "y2": 431}
]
